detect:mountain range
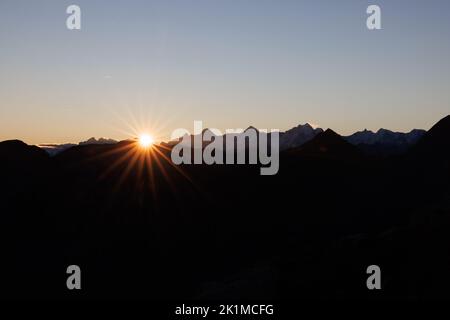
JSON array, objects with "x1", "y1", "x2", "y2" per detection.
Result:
[
  {"x1": 278, "y1": 123, "x2": 426, "y2": 155},
  {"x1": 0, "y1": 115, "x2": 449, "y2": 300},
  {"x1": 38, "y1": 137, "x2": 118, "y2": 156},
  {"x1": 344, "y1": 128, "x2": 426, "y2": 156},
  {"x1": 37, "y1": 124, "x2": 427, "y2": 157}
]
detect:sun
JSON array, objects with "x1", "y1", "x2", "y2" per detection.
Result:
[{"x1": 138, "y1": 134, "x2": 154, "y2": 148}]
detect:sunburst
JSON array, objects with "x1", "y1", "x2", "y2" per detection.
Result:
[
  {"x1": 138, "y1": 134, "x2": 154, "y2": 148},
  {"x1": 78, "y1": 111, "x2": 199, "y2": 208}
]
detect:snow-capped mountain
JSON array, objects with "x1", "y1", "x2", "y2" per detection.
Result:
[
  {"x1": 279, "y1": 123, "x2": 323, "y2": 150},
  {"x1": 344, "y1": 128, "x2": 426, "y2": 155}
]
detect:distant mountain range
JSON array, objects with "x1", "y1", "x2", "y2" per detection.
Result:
[
  {"x1": 39, "y1": 137, "x2": 118, "y2": 156},
  {"x1": 344, "y1": 128, "x2": 426, "y2": 156},
  {"x1": 278, "y1": 123, "x2": 426, "y2": 155},
  {"x1": 31, "y1": 122, "x2": 433, "y2": 157}
]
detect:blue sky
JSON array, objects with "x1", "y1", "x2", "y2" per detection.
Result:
[{"x1": 1, "y1": 0, "x2": 449, "y2": 144}]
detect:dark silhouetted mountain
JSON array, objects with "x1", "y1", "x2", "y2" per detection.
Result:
[
  {"x1": 1, "y1": 115, "x2": 450, "y2": 301},
  {"x1": 0, "y1": 140, "x2": 50, "y2": 182},
  {"x1": 345, "y1": 128, "x2": 425, "y2": 156},
  {"x1": 413, "y1": 115, "x2": 450, "y2": 158},
  {"x1": 0, "y1": 139, "x2": 49, "y2": 162},
  {"x1": 288, "y1": 129, "x2": 363, "y2": 160},
  {"x1": 54, "y1": 139, "x2": 134, "y2": 166},
  {"x1": 38, "y1": 143, "x2": 77, "y2": 156},
  {"x1": 279, "y1": 123, "x2": 323, "y2": 150},
  {"x1": 406, "y1": 115, "x2": 450, "y2": 188}
]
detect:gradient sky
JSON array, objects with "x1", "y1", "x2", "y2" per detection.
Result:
[{"x1": 1, "y1": 0, "x2": 450, "y2": 144}]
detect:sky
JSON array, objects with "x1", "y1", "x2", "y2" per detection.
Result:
[{"x1": 1, "y1": 0, "x2": 450, "y2": 144}]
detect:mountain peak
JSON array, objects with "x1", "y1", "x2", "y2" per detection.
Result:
[
  {"x1": 0, "y1": 139, "x2": 28, "y2": 148},
  {"x1": 323, "y1": 128, "x2": 339, "y2": 136},
  {"x1": 376, "y1": 128, "x2": 391, "y2": 134},
  {"x1": 0, "y1": 139, "x2": 49, "y2": 163},
  {"x1": 288, "y1": 128, "x2": 363, "y2": 160},
  {"x1": 313, "y1": 129, "x2": 349, "y2": 145},
  {"x1": 245, "y1": 126, "x2": 259, "y2": 132},
  {"x1": 413, "y1": 115, "x2": 450, "y2": 157},
  {"x1": 279, "y1": 123, "x2": 323, "y2": 150},
  {"x1": 428, "y1": 114, "x2": 450, "y2": 133}
]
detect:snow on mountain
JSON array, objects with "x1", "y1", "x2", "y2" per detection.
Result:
[
  {"x1": 345, "y1": 128, "x2": 425, "y2": 146},
  {"x1": 344, "y1": 128, "x2": 426, "y2": 155},
  {"x1": 279, "y1": 123, "x2": 323, "y2": 150}
]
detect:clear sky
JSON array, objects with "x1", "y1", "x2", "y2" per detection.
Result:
[{"x1": 1, "y1": 0, "x2": 450, "y2": 144}]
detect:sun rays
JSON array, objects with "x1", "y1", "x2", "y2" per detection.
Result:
[
  {"x1": 67, "y1": 107, "x2": 200, "y2": 208},
  {"x1": 77, "y1": 133, "x2": 198, "y2": 210}
]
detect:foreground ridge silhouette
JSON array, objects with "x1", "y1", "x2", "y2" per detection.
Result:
[{"x1": 0, "y1": 115, "x2": 449, "y2": 300}]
